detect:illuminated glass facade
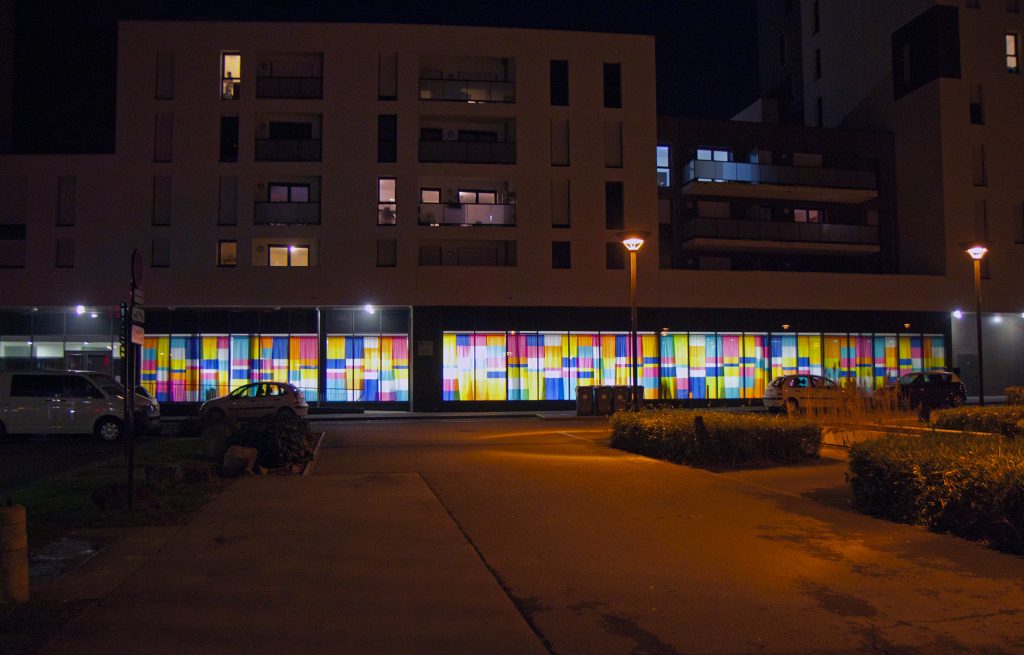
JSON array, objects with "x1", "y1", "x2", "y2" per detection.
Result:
[{"x1": 442, "y1": 330, "x2": 946, "y2": 401}]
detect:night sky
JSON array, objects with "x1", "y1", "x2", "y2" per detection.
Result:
[{"x1": 11, "y1": 0, "x2": 758, "y2": 153}]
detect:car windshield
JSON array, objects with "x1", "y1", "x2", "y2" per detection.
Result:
[{"x1": 90, "y1": 373, "x2": 126, "y2": 396}]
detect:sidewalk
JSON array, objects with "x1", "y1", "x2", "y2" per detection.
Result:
[{"x1": 38, "y1": 474, "x2": 547, "y2": 655}]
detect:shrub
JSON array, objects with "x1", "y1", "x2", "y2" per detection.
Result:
[
  {"x1": 930, "y1": 406, "x2": 1024, "y2": 438},
  {"x1": 225, "y1": 415, "x2": 314, "y2": 469},
  {"x1": 609, "y1": 409, "x2": 821, "y2": 467},
  {"x1": 848, "y1": 433, "x2": 1024, "y2": 554},
  {"x1": 1007, "y1": 387, "x2": 1024, "y2": 406}
]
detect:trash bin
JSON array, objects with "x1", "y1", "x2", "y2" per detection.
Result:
[
  {"x1": 612, "y1": 386, "x2": 644, "y2": 412},
  {"x1": 595, "y1": 386, "x2": 614, "y2": 414},
  {"x1": 576, "y1": 386, "x2": 596, "y2": 416}
]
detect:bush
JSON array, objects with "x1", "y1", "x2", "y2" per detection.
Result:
[
  {"x1": 1007, "y1": 387, "x2": 1024, "y2": 405},
  {"x1": 609, "y1": 409, "x2": 821, "y2": 467},
  {"x1": 848, "y1": 433, "x2": 1024, "y2": 554},
  {"x1": 225, "y1": 415, "x2": 314, "y2": 469},
  {"x1": 930, "y1": 406, "x2": 1024, "y2": 437}
]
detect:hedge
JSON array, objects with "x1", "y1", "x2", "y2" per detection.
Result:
[
  {"x1": 609, "y1": 410, "x2": 821, "y2": 466},
  {"x1": 930, "y1": 405, "x2": 1024, "y2": 438},
  {"x1": 1007, "y1": 387, "x2": 1024, "y2": 405}
]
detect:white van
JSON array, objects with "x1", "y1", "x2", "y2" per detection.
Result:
[{"x1": 0, "y1": 370, "x2": 160, "y2": 441}]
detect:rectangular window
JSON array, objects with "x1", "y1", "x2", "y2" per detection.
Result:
[
  {"x1": 379, "y1": 53, "x2": 398, "y2": 100},
  {"x1": 552, "y1": 241, "x2": 571, "y2": 269},
  {"x1": 551, "y1": 180, "x2": 571, "y2": 227},
  {"x1": 815, "y1": 49, "x2": 822, "y2": 79},
  {"x1": 970, "y1": 84, "x2": 985, "y2": 124},
  {"x1": 605, "y1": 242, "x2": 625, "y2": 270},
  {"x1": 57, "y1": 175, "x2": 76, "y2": 226},
  {"x1": 156, "y1": 50, "x2": 174, "y2": 99},
  {"x1": 219, "y1": 116, "x2": 239, "y2": 162},
  {"x1": 794, "y1": 208, "x2": 822, "y2": 223},
  {"x1": 604, "y1": 121, "x2": 623, "y2": 168},
  {"x1": 816, "y1": 97, "x2": 824, "y2": 127},
  {"x1": 779, "y1": 34, "x2": 787, "y2": 65},
  {"x1": 550, "y1": 59, "x2": 569, "y2": 106},
  {"x1": 152, "y1": 176, "x2": 172, "y2": 226},
  {"x1": 154, "y1": 113, "x2": 173, "y2": 162},
  {"x1": 378, "y1": 177, "x2": 397, "y2": 225},
  {"x1": 1007, "y1": 33, "x2": 1020, "y2": 72},
  {"x1": 219, "y1": 175, "x2": 238, "y2": 225},
  {"x1": 603, "y1": 62, "x2": 622, "y2": 108},
  {"x1": 697, "y1": 148, "x2": 731, "y2": 161},
  {"x1": 656, "y1": 146, "x2": 670, "y2": 186},
  {"x1": 378, "y1": 115, "x2": 397, "y2": 163},
  {"x1": 222, "y1": 52, "x2": 241, "y2": 99},
  {"x1": 420, "y1": 188, "x2": 441, "y2": 204},
  {"x1": 813, "y1": 1, "x2": 820, "y2": 33},
  {"x1": 56, "y1": 239, "x2": 74, "y2": 268},
  {"x1": 152, "y1": 238, "x2": 170, "y2": 267},
  {"x1": 0, "y1": 224, "x2": 26, "y2": 268},
  {"x1": 1010, "y1": 0, "x2": 1022, "y2": 13},
  {"x1": 218, "y1": 240, "x2": 237, "y2": 267},
  {"x1": 269, "y1": 183, "x2": 310, "y2": 203},
  {"x1": 458, "y1": 190, "x2": 497, "y2": 204},
  {"x1": 269, "y1": 245, "x2": 309, "y2": 267},
  {"x1": 605, "y1": 181, "x2": 624, "y2": 230},
  {"x1": 551, "y1": 118, "x2": 570, "y2": 166},
  {"x1": 377, "y1": 238, "x2": 397, "y2": 267}
]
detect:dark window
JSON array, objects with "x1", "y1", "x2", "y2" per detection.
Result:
[
  {"x1": 815, "y1": 49, "x2": 822, "y2": 79},
  {"x1": 0, "y1": 224, "x2": 27, "y2": 268},
  {"x1": 0, "y1": 224, "x2": 28, "y2": 239},
  {"x1": 378, "y1": 115, "x2": 397, "y2": 163},
  {"x1": 603, "y1": 63, "x2": 622, "y2": 108},
  {"x1": 970, "y1": 101, "x2": 984, "y2": 124},
  {"x1": 550, "y1": 60, "x2": 569, "y2": 106},
  {"x1": 219, "y1": 116, "x2": 239, "y2": 162},
  {"x1": 377, "y1": 238, "x2": 397, "y2": 267},
  {"x1": 269, "y1": 121, "x2": 312, "y2": 140},
  {"x1": 605, "y1": 181, "x2": 624, "y2": 230},
  {"x1": 816, "y1": 97, "x2": 824, "y2": 127},
  {"x1": 63, "y1": 375, "x2": 102, "y2": 399},
  {"x1": 420, "y1": 128, "x2": 443, "y2": 141},
  {"x1": 779, "y1": 34, "x2": 787, "y2": 65},
  {"x1": 605, "y1": 242, "x2": 625, "y2": 270},
  {"x1": 552, "y1": 241, "x2": 571, "y2": 269},
  {"x1": 458, "y1": 130, "x2": 497, "y2": 143},
  {"x1": 813, "y1": 1, "x2": 820, "y2": 33},
  {"x1": 10, "y1": 375, "x2": 62, "y2": 397}
]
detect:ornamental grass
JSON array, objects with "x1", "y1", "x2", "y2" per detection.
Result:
[{"x1": 930, "y1": 405, "x2": 1024, "y2": 437}]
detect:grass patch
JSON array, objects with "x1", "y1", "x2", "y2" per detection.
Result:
[
  {"x1": 610, "y1": 409, "x2": 822, "y2": 467},
  {"x1": 848, "y1": 433, "x2": 1024, "y2": 554},
  {"x1": 930, "y1": 405, "x2": 1024, "y2": 437}
]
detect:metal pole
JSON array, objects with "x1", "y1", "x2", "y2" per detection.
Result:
[
  {"x1": 629, "y1": 249, "x2": 638, "y2": 411},
  {"x1": 974, "y1": 257, "x2": 985, "y2": 406}
]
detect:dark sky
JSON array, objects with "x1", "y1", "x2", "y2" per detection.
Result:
[{"x1": 12, "y1": 0, "x2": 759, "y2": 153}]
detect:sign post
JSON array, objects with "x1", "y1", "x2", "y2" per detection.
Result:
[{"x1": 122, "y1": 249, "x2": 145, "y2": 510}]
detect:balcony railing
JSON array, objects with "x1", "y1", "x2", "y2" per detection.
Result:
[
  {"x1": 418, "y1": 202, "x2": 515, "y2": 226},
  {"x1": 682, "y1": 160, "x2": 877, "y2": 190},
  {"x1": 256, "y1": 76, "x2": 323, "y2": 99},
  {"x1": 680, "y1": 218, "x2": 879, "y2": 246},
  {"x1": 418, "y1": 141, "x2": 516, "y2": 165},
  {"x1": 254, "y1": 202, "x2": 321, "y2": 225},
  {"x1": 418, "y1": 77, "x2": 515, "y2": 103},
  {"x1": 255, "y1": 139, "x2": 322, "y2": 162}
]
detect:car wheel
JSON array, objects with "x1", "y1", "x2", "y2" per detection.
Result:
[
  {"x1": 275, "y1": 407, "x2": 296, "y2": 418},
  {"x1": 207, "y1": 408, "x2": 226, "y2": 422},
  {"x1": 785, "y1": 398, "x2": 799, "y2": 415},
  {"x1": 95, "y1": 417, "x2": 123, "y2": 442}
]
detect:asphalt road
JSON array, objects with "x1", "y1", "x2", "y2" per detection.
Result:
[{"x1": 312, "y1": 417, "x2": 1024, "y2": 654}]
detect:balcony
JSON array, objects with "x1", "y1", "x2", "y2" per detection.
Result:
[
  {"x1": 681, "y1": 159, "x2": 878, "y2": 203},
  {"x1": 418, "y1": 140, "x2": 516, "y2": 165},
  {"x1": 254, "y1": 202, "x2": 321, "y2": 225},
  {"x1": 255, "y1": 139, "x2": 322, "y2": 162},
  {"x1": 256, "y1": 76, "x2": 323, "y2": 99},
  {"x1": 419, "y1": 76, "x2": 515, "y2": 103},
  {"x1": 678, "y1": 217, "x2": 880, "y2": 254},
  {"x1": 418, "y1": 202, "x2": 515, "y2": 226}
]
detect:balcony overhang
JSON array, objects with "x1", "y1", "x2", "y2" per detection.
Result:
[
  {"x1": 679, "y1": 238, "x2": 880, "y2": 255},
  {"x1": 680, "y1": 180, "x2": 878, "y2": 203}
]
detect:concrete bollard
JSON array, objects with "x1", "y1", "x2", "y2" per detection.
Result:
[{"x1": 1, "y1": 503, "x2": 30, "y2": 602}]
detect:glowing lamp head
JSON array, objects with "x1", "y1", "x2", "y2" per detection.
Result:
[
  {"x1": 622, "y1": 237, "x2": 645, "y2": 252},
  {"x1": 966, "y1": 245, "x2": 988, "y2": 260},
  {"x1": 363, "y1": 303, "x2": 375, "y2": 314},
  {"x1": 75, "y1": 305, "x2": 85, "y2": 315},
  {"x1": 953, "y1": 310, "x2": 963, "y2": 319}
]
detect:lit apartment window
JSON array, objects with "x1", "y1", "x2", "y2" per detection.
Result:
[
  {"x1": 656, "y1": 146, "x2": 671, "y2": 186},
  {"x1": 269, "y1": 183, "x2": 309, "y2": 203},
  {"x1": 218, "y1": 240, "x2": 237, "y2": 267},
  {"x1": 420, "y1": 188, "x2": 441, "y2": 204},
  {"x1": 696, "y1": 148, "x2": 730, "y2": 182},
  {"x1": 794, "y1": 208, "x2": 822, "y2": 223},
  {"x1": 1007, "y1": 34, "x2": 1020, "y2": 72},
  {"x1": 458, "y1": 190, "x2": 497, "y2": 204},
  {"x1": 269, "y1": 245, "x2": 308, "y2": 267},
  {"x1": 222, "y1": 52, "x2": 241, "y2": 99},
  {"x1": 378, "y1": 177, "x2": 397, "y2": 225}
]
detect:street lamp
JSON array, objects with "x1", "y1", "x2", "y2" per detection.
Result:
[
  {"x1": 618, "y1": 231, "x2": 649, "y2": 411},
  {"x1": 966, "y1": 244, "x2": 988, "y2": 406}
]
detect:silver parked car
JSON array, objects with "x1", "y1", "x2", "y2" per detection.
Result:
[
  {"x1": 763, "y1": 374, "x2": 849, "y2": 414},
  {"x1": 200, "y1": 381, "x2": 309, "y2": 420}
]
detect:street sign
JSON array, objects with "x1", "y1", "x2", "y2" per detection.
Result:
[
  {"x1": 131, "y1": 306, "x2": 145, "y2": 325},
  {"x1": 131, "y1": 324, "x2": 145, "y2": 346},
  {"x1": 133, "y1": 289, "x2": 144, "y2": 304}
]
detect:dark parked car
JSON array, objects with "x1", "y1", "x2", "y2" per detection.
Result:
[{"x1": 892, "y1": 371, "x2": 967, "y2": 409}]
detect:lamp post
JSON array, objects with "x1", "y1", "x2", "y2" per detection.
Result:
[
  {"x1": 966, "y1": 245, "x2": 988, "y2": 406},
  {"x1": 618, "y1": 231, "x2": 649, "y2": 411}
]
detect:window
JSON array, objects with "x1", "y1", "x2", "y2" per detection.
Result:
[
  {"x1": 379, "y1": 53, "x2": 398, "y2": 100},
  {"x1": 1010, "y1": 0, "x2": 1022, "y2": 12},
  {"x1": 551, "y1": 118, "x2": 570, "y2": 166},
  {"x1": 603, "y1": 62, "x2": 622, "y2": 108},
  {"x1": 605, "y1": 181, "x2": 624, "y2": 230},
  {"x1": 458, "y1": 190, "x2": 497, "y2": 204},
  {"x1": 156, "y1": 50, "x2": 174, "y2": 100},
  {"x1": 269, "y1": 183, "x2": 309, "y2": 203},
  {"x1": 219, "y1": 116, "x2": 239, "y2": 162},
  {"x1": 550, "y1": 60, "x2": 569, "y2": 106},
  {"x1": 816, "y1": 97, "x2": 824, "y2": 127},
  {"x1": 552, "y1": 241, "x2": 571, "y2": 269},
  {"x1": 57, "y1": 175, "x2": 76, "y2": 226},
  {"x1": 152, "y1": 238, "x2": 170, "y2": 267},
  {"x1": 222, "y1": 52, "x2": 241, "y2": 99},
  {"x1": 218, "y1": 240, "x2": 237, "y2": 267},
  {"x1": 269, "y1": 121, "x2": 312, "y2": 140},
  {"x1": 152, "y1": 176, "x2": 171, "y2": 226},
  {"x1": 970, "y1": 84, "x2": 985, "y2": 124},
  {"x1": 779, "y1": 34, "x2": 787, "y2": 65},
  {"x1": 656, "y1": 146, "x2": 670, "y2": 186},
  {"x1": 605, "y1": 242, "x2": 625, "y2": 270},
  {"x1": 1007, "y1": 34, "x2": 1020, "y2": 72},
  {"x1": 378, "y1": 177, "x2": 397, "y2": 225},
  {"x1": 813, "y1": 1, "x2": 820, "y2": 33},
  {"x1": 815, "y1": 49, "x2": 822, "y2": 79},
  {"x1": 793, "y1": 208, "x2": 822, "y2": 223},
  {"x1": 420, "y1": 188, "x2": 441, "y2": 204},
  {"x1": 377, "y1": 238, "x2": 397, "y2": 267},
  {"x1": 697, "y1": 148, "x2": 730, "y2": 162},
  {"x1": 378, "y1": 115, "x2": 397, "y2": 163},
  {"x1": 269, "y1": 245, "x2": 309, "y2": 267},
  {"x1": 56, "y1": 239, "x2": 74, "y2": 268}
]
